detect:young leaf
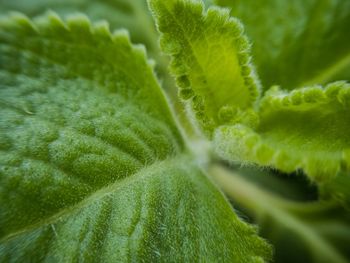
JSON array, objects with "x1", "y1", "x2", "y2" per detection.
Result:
[
  {"x1": 214, "y1": 82, "x2": 350, "y2": 181},
  {"x1": 215, "y1": 0, "x2": 350, "y2": 90},
  {"x1": 0, "y1": 13, "x2": 271, "y2": 261},
  {"x1": 211, "y1": 165, "x2": 350, "y2": 263},
  {"x1": 148, "y1": 0, "x2": 261, "y2": 135}
]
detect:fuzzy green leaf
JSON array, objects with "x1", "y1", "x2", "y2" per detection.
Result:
[
  {"x1": 0, "y1": 0, "x2": 157, "y2": 55},
  {"x1": 214, "y1": 82, "x2": 350, "y2": 181},
  {"x1": 0, "y1": 0, "x2": 177, "y2": 91},
  {"x1": 215, "y1": 0, "x2": 350, "y2": 90},
  {"x1": 148, "y1": 0, "x2": 261, "y2": 135},
  {"x1": 0, "y1": 13, "x2": 271, "y2": 261}
]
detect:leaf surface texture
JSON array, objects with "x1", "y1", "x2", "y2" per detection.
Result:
[
  {"x1": 0, "y1": 13, "x2": 271, "y2": 262},
  {"x1": 0, "y1": 0, "x2": 176, "y2": 91},
  {"x1": 149, "y1": 0, "x2": 260, "y2": 135},
  {"x1": 214, "y1": 82, "x2": 350, "y2": 181}
]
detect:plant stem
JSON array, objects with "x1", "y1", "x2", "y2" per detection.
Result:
[
  {"x1": 209, "y1": 164, "x2": 290, "y2": 217},
  {"x1": 209, "y1": 164, "x2": 347, "y2": 263}
]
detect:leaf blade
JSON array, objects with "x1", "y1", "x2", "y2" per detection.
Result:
[
  {"x1": 0, "y1": 12, "x2": 271, "y2": 261},
  {"x1": 148, "y1": 0, "x2": 261, "y2": 135},
  {"x1": 0, "y1": 156, "x2": 271, "y2": 262},
  {"x1": 0, "y1": 0, "x2": 178, "y2": 92},
  {"x1": 0, "y1": 0, "x2": 157, "y2": 57},
  {"x1": 214, "y1": 82, "x2": 350, "y2": 181},
  {"x1": 0, "y1": 11, "x2": 183, "y2": 237}
]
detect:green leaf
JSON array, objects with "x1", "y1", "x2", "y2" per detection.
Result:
[
  {"x1": 148, "y1": 0, "x2": 261, "y2": 135},
  {"x1": 0, "y1": 13, "x2": 271, "y2": 261},
  {"x1": 0, "y1": 0, "x2": 157, "y2": 55},
  {"x1": 0, "y1": 0, "x2": 177, "y2": 92},
  {"x1": 215, "y1": 0, "x2": 350, "y2": 90},
  {"x1": 214, "y1": 81, "x2": 350, "y2": 181},
  {"x1": 211, "y1": 165, "x2": 350, "y2": 263},
  {"x1": 0, "y1": 157, "x2": 271, "y2": 262}
]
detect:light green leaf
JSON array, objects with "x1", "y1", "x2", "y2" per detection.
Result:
[
  {"x1": 148, "y1": 0, "x2": 261, "y2": 135},
  {"x1": 0, "y1": 13, "x2": 271, "y2": 261},
  {"x1": 215, "y1": 0, "x2": 350, "y2": 90},
  {"x1": 214, "y1": 81, "x2": 350, "y2": 181},
  {"x1": 211, "y1": 165, "x2": 350, "y2": 263}
]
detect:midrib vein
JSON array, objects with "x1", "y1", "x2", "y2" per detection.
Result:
[
  {"x1": 160, "y1": 2, "x2": 252, "y2": 109},
  {"x1": 160, "y1": 2, "x2": 207, "y2": 79},
  {"x1": 0, "y1": 155, "x2": 181, "y2": 244}
]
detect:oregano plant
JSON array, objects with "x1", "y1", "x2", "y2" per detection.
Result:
[{"x1": 0, "y1": 0, "x2": 349, "y2": 262}]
